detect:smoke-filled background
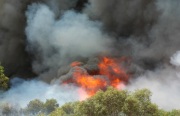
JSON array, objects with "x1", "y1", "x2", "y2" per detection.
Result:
[{"x1": 1, "y1": 0, "x2": 180, "y2": 110}]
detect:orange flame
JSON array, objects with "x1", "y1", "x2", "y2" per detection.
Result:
[
  {"x1": 65, "y1": 57, "x2": 129, "y2": 98},
  {"x1": 99, "y1": 57, "x2": 128, "y2": 88},
  {"x1": 70, "y1": 61, "x2": 83, "y2": 67},
  {"x1": 72, "y1": 68, "x2": 107, "y2": 97}
]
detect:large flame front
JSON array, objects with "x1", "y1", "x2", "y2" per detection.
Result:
[{"x1": 66, "y1": 57, "x2": 129, "y2": 99}]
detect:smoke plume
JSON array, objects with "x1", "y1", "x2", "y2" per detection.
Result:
[
  {"x1": 0, "y1": 0, "x2": 84, "y2": 77},
  {"x1": 127, "y1": 51, "x2": 180, "y2": 110},
  {"x1": 25, "y1": 3, "x2": 110, "y2": 78}
]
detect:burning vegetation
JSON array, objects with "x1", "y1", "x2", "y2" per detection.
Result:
[{"x1": 63, "y1": 57, "x2": 129, "y2": 97}]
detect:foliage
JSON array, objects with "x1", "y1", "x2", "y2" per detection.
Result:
[
  {"x1": 1, "y1": 87, "x2": 180, "y2": 116},
  {"x1": 49, "y1": 108, "x2": 66, "y2": 116},
  {"x1": 75, "y1": 87, "x2": 129, "y2": 116},
  {"x1": 1, "y1": 103, "x2": 18, "y2": 116},
  {"x1": 0, "y1": 65, "x2": 9, "y2": 91},
  {"x1": 44, "y1": 99, "x2": 59, "y2": 114},
  {"x1": 168, "y1": 109, "x2": 180, "y2": 116},
  {"x1": 25, "y1": 99, "x2": 44, "y2": 115},
  {"x1": 25, "y1": 98, "x2": 59, "y2": 115},
  {"x1": 122, "y1": 89, "x2": 159, "y2": 116},
  {"x1": 37, "y1": 112, "x2": 46, "y2": 116},
  {"x1": 1, "y1": 103, "x2": 13, "y2": 116},
  {"x1": 49, "y1": 87, "x2": 178, "y2": 116},
  {"x1": 61, "y1": 102, "x2": 80, "y2": 115}
]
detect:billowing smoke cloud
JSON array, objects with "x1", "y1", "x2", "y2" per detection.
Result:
[
  {"x1": 85, "y1": 0, "x2": 180, "y2": 71},
  {"x1": 84, "y1": 0, "x2": 158, "y2": 37},
  {"x1": 79, "y1": 0, "x2": 180, "y2": 110},
  {"x1": 135, "y1": 0, "x2": 180, "y2": 64},
  {"x1": 25, "y1": 3, "x2": 110, "y2": 77},
  {"x1": 127, "y1": 51, "x2": 180, "y2": 110},
  {"x1": 1, "y1": 0, "x2": 180, "y2": 79},
  {"x1": 0, "y1": 0, "x2": 85, "y2": 77}
]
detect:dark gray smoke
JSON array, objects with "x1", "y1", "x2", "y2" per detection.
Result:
[
  {"x1": 85, "y1": 0, "x2": 158, "y2": 37},
  {"x1": 0, "y1": 0, "x2": 33, "y2": 77},
  {"x1": 84, "y1": 0, "x2": 180, "y2": 72},
  {"x1": 0, "y1": 0, "x2": 85, "y2": 78}
]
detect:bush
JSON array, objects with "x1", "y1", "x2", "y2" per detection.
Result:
[
  {"x1": 49, "y1": 87, "x2": 169, "y2": 116},
  {"x1": 0, "y1": 65, "x2": 9, "y2": 91},
  {"x1": 25, "y1": 99, "x2": 44, "y2": 115}
]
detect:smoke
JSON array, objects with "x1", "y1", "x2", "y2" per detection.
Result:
[
  {"x1": 1, "y1": 0, "x2": 180, "y2": 111},
  {"x1": 135, "y1": 0, "x2": 180, "y2": 62},
  {"x1": 123, "y1": 1, "x2": 180, "y2": 110},
  {"x1": 84, "y1": 0, "x2": 180, "y2": 71},
  {"x1": 0, "y1": 0, "x2": 85, "y2": 77},
  {"x1": 171, "y1": 51, "x2": 180, "y2": 67},
  {"x1": 25, "y1": 3, "x2": 110, "y2": 77},
  {"x1": 84, "y1": 0, "x2": 158, "y2": 37},
  {"x1": 127, "y1": 51, "x2": 180, "y2": 110},
  {"x1": 64, "y1": 0, "x2": 180, "y2": 110},
  {"x1": 44, "y1": 0, "x2": 78, "y2": 14},
  {"x1": 0, "y1": 78, "x2": 82, "y2": 108},
  {"x1": 0, "y1": 0, "x2": 33, "y2": 77}
]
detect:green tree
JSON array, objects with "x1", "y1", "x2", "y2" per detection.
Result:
[
  {"x1": 1, "y1": 103, "x2": 12, "y2": 116},
  {"x1": 168, "y1": 109, "x2": 180, "y2": 116},
  {"x1": 75, "y1": 87, "x2": 129, "y2": 116},
  {"x1": 101, "y1": 87, "x2": 128, "y2": 115},
  {"x1": 61, "y1": 102, "x2": 80, "y2": 115},
  {"x1": 122, "y1": 96, "x2": 140, "y2": 116},
  {"x1": 0, "y1": 65, "x2": 9, "y2": 91},
  {"x1": 49, "y1": 87, "x2": 180, "y2": 116},
  {"x1": 49, "y1": 108, "x2": 66, "y2": 116},
  {"x1": 157, "y1": 109, "x2": 168, "y2": 116},
  {"x1": 1, "y1": 103, "x2": 18, "y2": 116},
  {"x1": 122, "y1": 89, "x2": 159, "y2": 116},
  {"x1": 75, "y1": 97, "x2": 97, "y2": 116},
  {"x1": 26, "y1": 99, "x2": 44, "y2": 115},
  {"x1": 44, "y1": 99, "x2": 59, "y2": 114},
  {"x1": 37, "y1": 112, "x2": 46, "y2": 116}
]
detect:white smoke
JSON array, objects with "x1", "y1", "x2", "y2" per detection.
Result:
[
  {"x1": 126, "y1": 51, "x2": 180, "y2": 110},
  {"x1": 170, "y1": 51, "x2": 180, "y2": 67},
  {"x1": 0, "y1": 78, "x2": 83, "y2": 108},
  {"x1": 25, "y1": 3, "x2": 110, "y2": 74}
]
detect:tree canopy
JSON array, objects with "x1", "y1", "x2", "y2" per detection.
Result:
[
  {"x1": 0, "y1": 65, "x2": 9, "y2": 91},
  {"x1": 49, "y1": 87, "x2": 180, "y2": 116},
  {"x1": 25, "y1": 98, "x2": 59, "y2": 115},
  {"x1": 1, "y1": 86, "x2": 180, "y2": 116}
]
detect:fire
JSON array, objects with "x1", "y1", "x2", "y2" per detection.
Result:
[
  {"x1": 99, "y1": 57, "x2": 128, "y2": 88},
  {"x1": 71, "y1": 61, "x2": 83, "y2": 67},
  {"x1": 64, "y1": 57, "x2": 129, "y2": 98},
  {"x1": 74, "y1": 72, "x2": 107, "y2": 96}
]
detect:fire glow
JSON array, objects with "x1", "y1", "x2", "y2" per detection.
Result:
[
  {"x1": 65, "y1": 57, "x2": 129, "y2": 99},
  {"x1": 99, "y1": 57, "x2": 128, "y2": 88}
]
